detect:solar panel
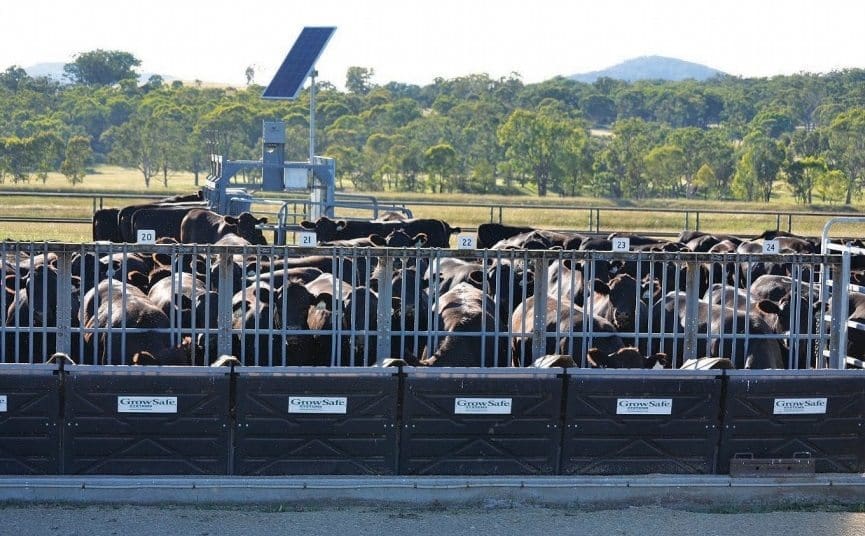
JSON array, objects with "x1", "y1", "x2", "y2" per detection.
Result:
[{"x1": 262, "y1": 26, "x2": 336, "y2": 100}]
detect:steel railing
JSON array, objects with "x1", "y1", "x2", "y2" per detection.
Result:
[{"x1": 0, "y1": 242, "x2": 848, "y2": 370}]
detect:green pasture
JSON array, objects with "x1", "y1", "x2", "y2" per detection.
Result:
[{"x1": 1, "y1": 165, "x2": 864, "y2": 242}]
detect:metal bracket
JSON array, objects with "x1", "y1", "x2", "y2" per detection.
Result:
[{"x1": 729, "y1": 452, "x2": 815, "y2": 477}]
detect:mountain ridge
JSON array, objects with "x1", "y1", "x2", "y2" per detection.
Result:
[{"x1": 570, "y1": 55, "x2": 726, "y2": 83}]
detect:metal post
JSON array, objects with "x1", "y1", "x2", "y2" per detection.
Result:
[
  {"x1": 217, "y1": 252, "x2": 234, "y2": 358},
  {"x1": 683, "y1": 261, "x2": 701, "y2": 361},
  {"x1": 531, "y1": 256, "x2": 549, "y2": 361},
  {"x1": 829, "y1": 249, "x2": 851, "y2": 369},
  {"x1": 55, "y1": 250, "x2": 73, "y2": 357},
  {"x1": 376, "y1": 251, "x2": 394, "y2": 362},
  {"x1": 309, "y1": 70, "x2": 316, "y2": 163}
]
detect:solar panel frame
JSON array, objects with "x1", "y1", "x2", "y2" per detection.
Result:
[{"x1": 262, "y1": 26, "x2": 336, "y2": 100}]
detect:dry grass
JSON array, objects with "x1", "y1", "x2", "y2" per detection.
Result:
[{"x1": 1, "y1": 166, "x2": 864, "y2": 242}]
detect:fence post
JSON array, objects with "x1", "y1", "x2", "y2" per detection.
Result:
[
  {"x1": 531, "y1": 255, "x2": 549, "y2": 361},
  {"x1": 683, "y1": 261, "x2": 700, "y2": 362},
  {"x1": 55, "y1": 249, "x2": 73, "y2": 357},
  {"x1": 217, "y1": 251, "x2": 234, "y2": 358},
  {"x1": 829, "y1": 249, "x2": 851, "y2": 369},
  {"x1": 376, "y1": 250, "x2": 394, "y2": 362}
]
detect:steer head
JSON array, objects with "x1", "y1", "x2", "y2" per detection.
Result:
[
  {"x1": 587, "y1": 347, "x2": 667, "y2": 369},
  {"x1": 299, "y1": 216, "x2": 346, "y2": 242}
]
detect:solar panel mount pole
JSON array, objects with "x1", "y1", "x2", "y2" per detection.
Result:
[{"x1": 309, "y1": 70, "x2": 316, "y2": 164}]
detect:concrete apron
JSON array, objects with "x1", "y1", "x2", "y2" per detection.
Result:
[{"x1": 1, "y1": 475, "x2": 864, "y2": 509}]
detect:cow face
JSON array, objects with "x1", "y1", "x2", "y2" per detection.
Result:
[
  {"x1": 236, "y1": 213, "x2": 268, "y2": 245},
  {"x1": 299, "y1": 217, "x2": 346, "y2": 242}
]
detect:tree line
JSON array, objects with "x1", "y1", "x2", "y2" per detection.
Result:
[{"x1": 1, "y1": 50, "x2": 864, "y2": 203}]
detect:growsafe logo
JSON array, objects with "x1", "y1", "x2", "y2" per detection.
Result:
[
  {"x1": 117, "y1": 396, "x2": 178, "y2": 414},
  {"x1": 616, "y1": 398, "x2": 673, "y2": 415},
  {"x1": 454, "y1": 398, "x2": 512, "y2": 415},
  {"x1": 773, "y1": 398, "x2": 827, "y2": 415}
]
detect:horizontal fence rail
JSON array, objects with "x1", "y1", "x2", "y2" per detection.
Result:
[
  {"x1": 2, "y1": 189, "x2": 864, "y2": 238},
  {"x1": 0, "y1": 242, "x2": 850, "y2": 371}
]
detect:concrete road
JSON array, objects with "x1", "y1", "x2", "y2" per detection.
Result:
[{"x1": 3, "y1": 503, "x2": 865, "y2": 536}]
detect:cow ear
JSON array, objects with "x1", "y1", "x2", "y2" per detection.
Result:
[
  {"x1": 467, "y1": 270, "x2": 485, "y2": 287},
  {"x1": 132, "y1": 351, "x2": 157, "y2": 366},
  {"x1": 756, "y1": 300, "x2": 781, "y2": 316},
  {"x1": 593, "y1": 279, "x2": 610, "y2": 296},
  {"x1": 413, "y1": 233, "x2": 428, "y2": 247},
  {"x1": 300, "y1": 220, "x2": 314, "y2": 230},
  {"x1": 370, "y1": 234, "x2": 387, "y2": 246},
  {"x1": 258, "y1": 217, "x2": 268, "y2": 225},
  {"x1": 391, "y1": 297, "x2": 401, "y2": 312},
  {"x1": 128, "y1": 271, "x2": 149, "y2": 291},
  {"x1": 586, "y1": 347, "x2": 605, "y2": 368},
  {"x1": 224, "y1": 215, "x2": 239, "y2": 225},
  {"x1": 336, "y1": 220, "x2": 347, "y2": 232}
]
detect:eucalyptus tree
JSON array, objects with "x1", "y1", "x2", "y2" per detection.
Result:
[
  {"x1": 423, "y1": 143, "x2": 457, "y2": 193},
  {"x1": 827, "y1": 108, "x2": 865, "y2": 204},
  {"x1": 60, "y1": 135, "x2": 92, "y2": 186},
  {"x1": 498, "y1": 106, "x2": 587, "y2": 196},
  {"x1": 63, "y1": 49, "x2": 141, "y2": 86},
  {"x1": 732, "y1": 131, "x2": 784, "y2": 201}
]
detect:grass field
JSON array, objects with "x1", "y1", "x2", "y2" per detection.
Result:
[{"x1": 1, "y1": 165, "x2": 864, "y2": 242}]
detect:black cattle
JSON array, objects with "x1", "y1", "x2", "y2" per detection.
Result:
[
  {"x1": 92, "y1": 208, "x2": 122, "y2": 242},
  {"x1": 319, "y1": 235, "x2": 387, "y2": 247},
  {"x1": 246, "y1": 266, "x2": 323, "y2": 288},
  {"x1": 587, "y1": 346, "x2": 666, "y2": 369},
  {"x1": 383, "y1": 229, "x2": 429, "y2": 248},
  {"x1": 80, "y1": 279, "x2": 183, "y2": 365},
  {"x1": 476, "y1": 223, "x2": 534, "y2": 249},
  {"x1": 300, "y1": 216, "x2": 459, "y2": 248},
  {"x1": 424, "y1": 258, "x2": 485, "y2": 293},
  {"x1": 590, "y1": 274, "x2": 651, "y2": 351},
  {"x1": 228, "y1": 281, "x2": 282, "y2": 365},
  {"x1": 147, "y1": 273, "x2": 219, "y2": 331},
  {"x1": 750, "y1": 274, "x2": 820, "y2": 303},
  {"x1": 510, "y1": 295, "x2": 624, "y2": 367},
  {"x1": 180, "y1": 209, "x2": 267, "y2": 245},
  {"x1": 4, "y1": 263, "x2": 79, "y2": 363},
  {"x1": 118, "y1": 196, "x2": 206, "y2": 242},
  {"x1": 490, "y1": 229, "x2": 581, "y2": 250},
  {"x1": 839, "y1": 292, "x2": 865, "y2": 362},
  {"x1": 387, "y1": 267, "x2": 430, "y2": 361},
  {"x1": 131, "y1": 205, "x2": 200, "y2": 243},
  {"x1": 305, "y1": 274, "x2": 387, "y2": 366},
  {"x1": 420, "y1": 282, "x2": 508, "y2": 367},
  {"x1": 485, "y1": 258, "x2": 534, "y2": 324},
  {"x1": 657, "y1": 291, "x2": 784, "y2": 369}
]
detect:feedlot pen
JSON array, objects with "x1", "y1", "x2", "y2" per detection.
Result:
[{"x1": 2, "y1": 242, "x2": 865, "y2": 485}]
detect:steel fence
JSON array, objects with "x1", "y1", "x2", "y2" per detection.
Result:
[{"x1": 0, "y1": 242, "x2": 849, "y2": 369}]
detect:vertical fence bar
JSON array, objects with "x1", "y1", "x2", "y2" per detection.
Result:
[
  {"x1": 683, "y1": 260, "x2": 701, "y2": 361},
  {"x1": 217, "y1": 251, "x2": 234, "y2": 358},
  {"x1": 377, "y1": 250, "x2": 393, "y2": 362},
  {"x1": 829, "y1": 250, "x2": 850, "y2": 369},
  {"x1": 531, "y1": 255, "x2": 548, "y2": 362},
  {"x1": 55, "y1": 250, "x2": 73, "y2": 357}
]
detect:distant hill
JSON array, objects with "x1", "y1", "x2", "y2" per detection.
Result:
[
  {"x1": 23, "y1": 62, "x2": 176, "y2": 84},
  {"x1": 569, "y1": 56, "x2": 726, "y2": 83}
]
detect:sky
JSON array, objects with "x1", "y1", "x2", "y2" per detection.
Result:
[{"x1": 1, "y1": 0, "x2": 864, "y2": 90}]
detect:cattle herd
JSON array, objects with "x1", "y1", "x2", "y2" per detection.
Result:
[{"x1": 1, "y1": 190, "x2": 861, "y2": 370}]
